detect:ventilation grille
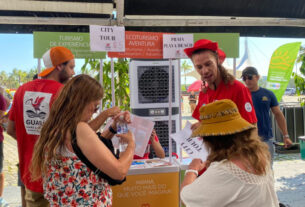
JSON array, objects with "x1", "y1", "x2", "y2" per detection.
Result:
[
  {"x1": 150, "y1": 120, "x2": 176, "y2": 158},
  {"x1": 137, "y1": 65, "x2": 175, "y2": 104}
]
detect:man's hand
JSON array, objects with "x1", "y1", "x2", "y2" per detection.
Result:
[{"x1": 284, "y1": 137, "x2": 293, "y2": 148}]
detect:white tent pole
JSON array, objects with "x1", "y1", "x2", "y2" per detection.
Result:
[
  {"x1": 169, "y1": 58, "x2": 173, "y2": 163},
  {"x1": 100, "y1": 59, "x2": 104, "y2": 109},
  {"x1": 178, "y1": 59, "x2": 183, "y2": 161},
  {"x1": 37, "y1": 58, "x2": 41, "y2": 79},
  {"x1": 233, "y1": 58, "x2": 236, "y2": 77},
  {"x1": 111, "y1": 58, "x2": 115, "y2": 106}
]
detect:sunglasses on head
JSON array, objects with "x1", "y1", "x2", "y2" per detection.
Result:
[{"x1": 242, "y1": 75, "x2": 253, "y2": 81}]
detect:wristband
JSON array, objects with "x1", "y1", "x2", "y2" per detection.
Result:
[
  {"x1": 185, "y1": 169, "x2": 198, "y2": 177},
  {"x1": 109, "y1": 125, "x2": 117, "y2": 134},
  {"x1": 283, "y1": 134, "x2": 289, "y2": 138}
]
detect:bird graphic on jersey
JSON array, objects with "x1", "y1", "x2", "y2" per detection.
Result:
[
  {"x1": 25, "y1": 96, "x2": 47, "y2": 119},
  {"x1": 26, "y1": 97, "x2": 45, "y2": 112}
]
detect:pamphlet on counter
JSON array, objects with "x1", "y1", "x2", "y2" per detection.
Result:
[{"x1": 130, "y1": 159, "x2": 173, "y2": 169}]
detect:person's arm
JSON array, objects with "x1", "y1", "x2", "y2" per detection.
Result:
[
  {"x1": 100, "y1": 111, "x2": 131, "y2": 139},
  {"x1": 4, "y1": 97, "x2": 10, "y2": 111},
  {"x1": 0, "y1": 110, "x2": 4, "y2": 125},
  {"x1": 88, "y1": 106, "x2": 120, "y2": 131},
  {"x1": 150, "y1": 131, "x2": 165, "y2": 158},
  {"x1": 271, "y1": 106, "x2": 292, "y2": 147},
  {"x1": 7, "y1": 120, "x2": 16, "y2": 140},
  {"x1": 0, "y1": 94, "x2": 6, "y2": 120},
  {"x1": 181, "y1": 159, "x2": 206, "y2": 190},
  {"x1": 191, "y1": 122, "x2": 201, "y2": 131},
  {"x1": 0, "y1": 110, "x2": 4, "y2": 118},
  {"x1": 0, "y1": 95, "x2": 8, "y2": 129},
  {"x1": 100, "y1": 122, "x2": 118, "y2": 139},
  {"x1": 6, "y1": 89, "x2": 17, "y2": 139},
  {"x1": 77, "y1": 122, "x2": 135, "y2": 180}
]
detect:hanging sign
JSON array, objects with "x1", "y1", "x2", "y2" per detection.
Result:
[
  {"x1": 108, "y1": 31, "x2": 165, "y2": 59},
  {"x1": 163, "y1": 34, "x2": 193, "y2": 59},
  {"x1": 89, "y1": 25, "x2": 125, "y2": 52},
  {"x1": 193, "y1": 33, "x2": 239, "y2": 58},
  {"x1": 33, "y1": 32, "x2": 106, "y2": 59},
  {"x1": 267, "y1": 42, "x2": 301, "y2": 101}
]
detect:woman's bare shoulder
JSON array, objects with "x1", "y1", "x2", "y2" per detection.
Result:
[
  {"x1": 76, "y1": 122, "x2": 96, "y2": 138},
  {"x1": 77, "y1": 121, "x2": 90, "y2": 129}
]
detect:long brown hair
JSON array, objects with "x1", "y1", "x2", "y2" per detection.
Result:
[
  {"x1": 203, "y1": 129, "x2": 270, "y2": 175},
  {"x1": 191, "y1": 49, "x2": 235, "y2": 90},
  {"x1": 31, "y1": 74, "x2": 103, "y2": 180}
]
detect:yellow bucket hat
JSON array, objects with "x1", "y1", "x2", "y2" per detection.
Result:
[{"x1": 191, "y1": 99, "x2": 255, "y2": 137}]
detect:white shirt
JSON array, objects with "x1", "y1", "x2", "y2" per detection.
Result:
[{"x1": 181, "y1": 160, "x2": 279, "y2": 207}]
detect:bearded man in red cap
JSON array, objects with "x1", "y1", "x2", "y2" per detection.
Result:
[{"x1": 184, "y1": 39, "x2": 257, "y2": 129}]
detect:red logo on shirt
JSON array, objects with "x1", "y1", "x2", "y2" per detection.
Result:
[{"x1": 25, "y1": 96, "x2": 46, "y2": 119}]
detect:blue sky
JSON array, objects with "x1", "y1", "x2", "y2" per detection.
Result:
[
  {"x1": 230, "y1": 37, "x2": 305, "y2": 76},
  {"x1": 0, "y1": 34, "x2": 85, "y2": 74},
  {"x1": 1, "y1": 34, "x2": 305, "y2": 83}
]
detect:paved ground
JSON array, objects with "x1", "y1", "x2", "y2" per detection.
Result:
[
  {"x1": 2, "y1": 96, "x2": 305, "y2": 206},
  {"x1": 2, "y1": 134, "x2": 20, "y2": 207},
  {"x1": 274, "y1": 153, "x2": 305, "y2": 207}
]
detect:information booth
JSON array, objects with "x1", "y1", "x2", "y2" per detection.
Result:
[
  {"x1": 106, "y1": 31, "x2": 240, "y2": 206},
  {"x1": 112, "y1": 159, "x2": 180, "y2": 207}
]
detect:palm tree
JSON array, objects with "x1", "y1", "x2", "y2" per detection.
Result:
[
  {"x1": 181, "y1": 60, "x2": 193, "y2": 91},
  {"x1": 0, "y1": 71, "x2": 8, "y2": 87}
]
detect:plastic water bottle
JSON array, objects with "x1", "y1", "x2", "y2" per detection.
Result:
[
  {"x1": 117, "y1": 115, "x2": 128, "y2": 134},
  {"x1": 117, "y1": 115, "x2": 128, "y2": 151}
]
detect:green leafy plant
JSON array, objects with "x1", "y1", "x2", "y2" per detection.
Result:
[
  {"x1": 293, "y1": 46, "x2": 305, "y2": 106},
  {"x1": 0, "y1": 68, "x2": 37, "y2": 89},
  {"x1": 81, "y1": 59, "x2": 130, "y2": 110},
  {"x1": 181, "y1": 60, "x2": 193, "y2": 91}
]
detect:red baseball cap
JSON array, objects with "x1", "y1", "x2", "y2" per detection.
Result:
[
  {"x1": 184, "y1": 39, "x2": 226, "y2": 63},
  {"x1": 39, "y1": 46, "x2": 74, "y2": 77}
]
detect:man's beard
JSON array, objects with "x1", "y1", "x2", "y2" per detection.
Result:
[{"x1": 59, "y1": 68, "x2": 70, "y2": 84}]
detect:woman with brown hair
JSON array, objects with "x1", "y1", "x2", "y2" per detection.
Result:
[
  {"x1": 181, "y1": 99, "x2": 279, "y2": 207},
  {"x1": 31, "y1": 74, "x2": 135, "y2": 206}
]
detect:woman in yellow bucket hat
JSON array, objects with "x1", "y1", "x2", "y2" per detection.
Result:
[{"x1": 180, "y1": 99, "x2": 279, "y2": 207}]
